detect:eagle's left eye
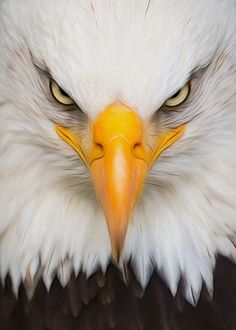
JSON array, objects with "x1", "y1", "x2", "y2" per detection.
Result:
[
  {"x1": 50, "y1": 79, "x2": 74, "y2": 106},
  {"x1": 164, "y1": 81, "x2": 191, "y2": 108}
]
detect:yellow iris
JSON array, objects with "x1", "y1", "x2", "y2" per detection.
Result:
[
  {"x1": 50, "y1": 79, "x2": 74, "y2": 106},
  {"x1": 164, "y1": 81, "x2": 191, "y2": 108}
]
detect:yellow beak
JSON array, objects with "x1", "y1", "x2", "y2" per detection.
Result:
[{"x1": 55, "y1": 103, "x2": 185, "y2": 261}]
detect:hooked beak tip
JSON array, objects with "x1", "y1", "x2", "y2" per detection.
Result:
[
  {"x1": 111, "y1": 249, "x2": 120, "y2": 264},
  {"x1": 109, "y1": 227, "x2": 127, "y2": 264}
]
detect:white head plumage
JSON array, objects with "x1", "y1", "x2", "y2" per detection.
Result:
[{"x1": 0, "y1": 0, "x2": 236, "y2": 304}]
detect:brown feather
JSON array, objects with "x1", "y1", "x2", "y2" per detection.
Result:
[{"x1": 0, "y1": 256, "x2": 236, "y2": 330}]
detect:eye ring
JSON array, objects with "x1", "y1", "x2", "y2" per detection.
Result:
[
  {"x1": 164, "y1": 81, "x2": 191, "y2": 108},
  {"x1": 50, "y1": 79, "x2": 74, "y2": 106}
]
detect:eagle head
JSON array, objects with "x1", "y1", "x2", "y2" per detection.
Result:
[{"x1": 0, "y1": 0, "x2": 236, "y2": 304}]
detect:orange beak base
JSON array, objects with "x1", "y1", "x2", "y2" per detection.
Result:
[
  {"x1": 90, "y1": 104, "x2": 149, "y2": 261},
  {"x1": 55, "y1": 103, "x2": 186, "y2": 262}
]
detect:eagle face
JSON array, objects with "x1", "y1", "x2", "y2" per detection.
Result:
[{"x1": 0, "y1": 0, "x2": 236, "y2": 303}]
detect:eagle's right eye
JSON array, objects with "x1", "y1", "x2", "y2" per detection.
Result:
[{"x1": 50, "y1": 79, "x2": 75, "y2": 106}]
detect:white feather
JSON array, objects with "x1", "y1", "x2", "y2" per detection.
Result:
[{"x1": 0, "y1": 0, "x2": 236, "y2": 303}]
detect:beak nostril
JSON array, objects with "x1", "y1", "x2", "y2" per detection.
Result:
[
  {"x1": 95, "y1": 143, "x2": 104, "y2": 153},
  {"x1": 91, "y1": 142, "x2": 104, "y2": 162},
  {"x1": 134, "y1": 142, "x2": 141, "y2": 149},
  {"x1": 133, "y1": 142, "x2": 146, "y2": 160}
]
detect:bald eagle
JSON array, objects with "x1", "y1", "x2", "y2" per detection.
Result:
[{"x1": 1, "y1": 0, "x2": 236, "y2": 329}]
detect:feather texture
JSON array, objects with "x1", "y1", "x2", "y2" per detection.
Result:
[{"x1": 0, "y1": 0, "x2": 236, "y2": 304}]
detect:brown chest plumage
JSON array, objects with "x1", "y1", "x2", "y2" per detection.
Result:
[{"x1": 0, "y1": 256, "x2": 235, "y2": 330}]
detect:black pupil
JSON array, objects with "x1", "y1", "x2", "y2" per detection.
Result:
[
  {"x1": 60, "y1": 87, "x2": 69, "y2": 98},
  {"x1": 171, "y1": 90, "x2": 181, "y2": 99}
]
